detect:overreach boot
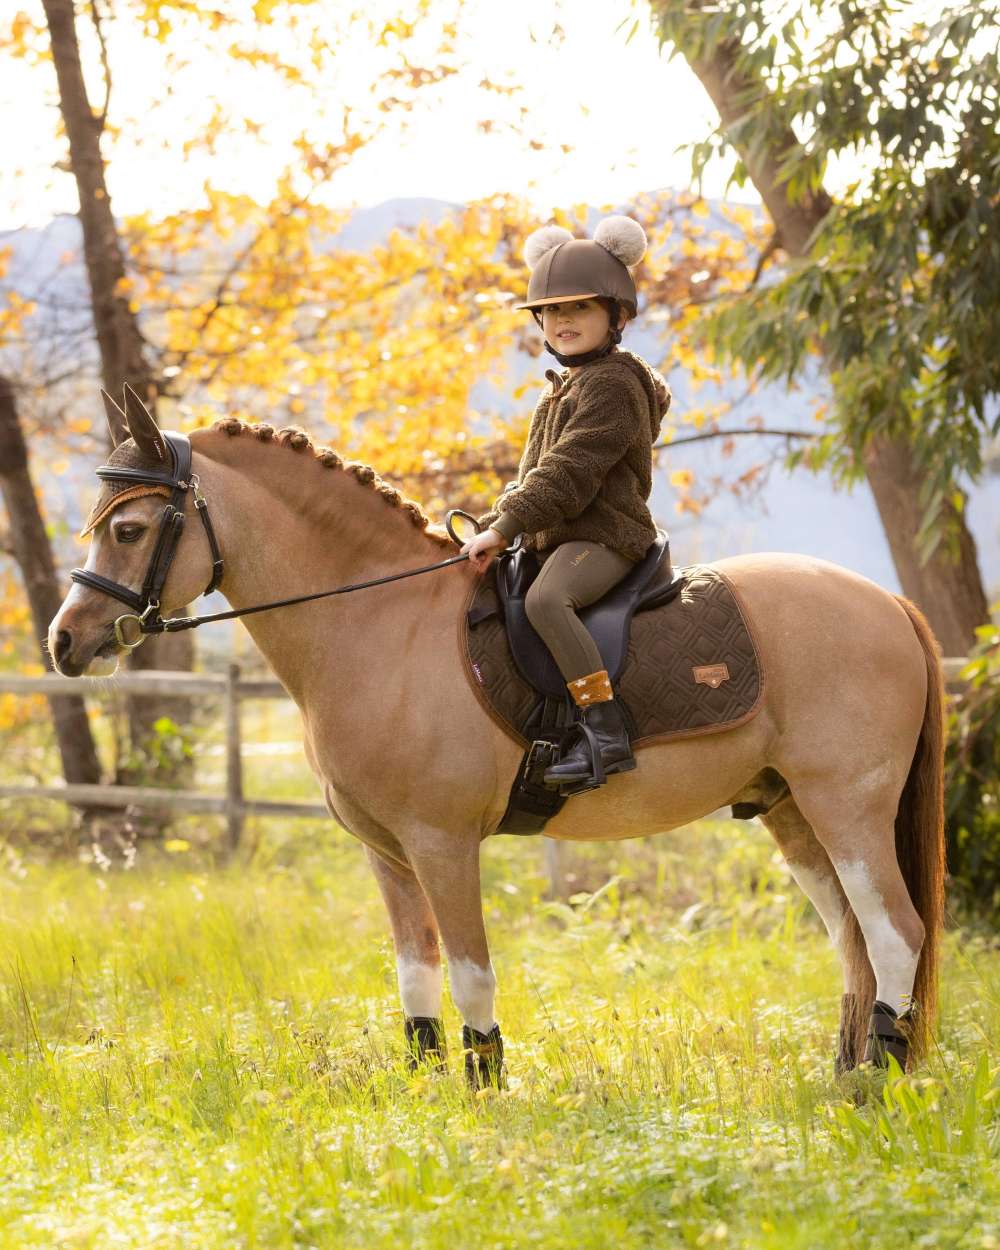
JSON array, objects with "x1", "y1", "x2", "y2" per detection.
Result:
[
  {"x1": 462, "y1": 1023, "x2": 506, "y2": 1090},
  {"x1": 404, "y1": 1016, "x2": 447, "y2": 1072},
  {"x1": 542, "y1": 669, "x2": 635, "y2": 793},
  {"x1": 861, "y1": 999, "x2": 916, "y2": 1072}
]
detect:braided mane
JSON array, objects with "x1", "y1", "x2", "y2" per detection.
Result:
[{"x1": 212, "y1": 418, "x2": 454, "y2": 548}]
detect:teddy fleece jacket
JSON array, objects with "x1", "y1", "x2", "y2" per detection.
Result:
[{"x1": 476, "y1": 346, "x2": 671, "y2": 563}]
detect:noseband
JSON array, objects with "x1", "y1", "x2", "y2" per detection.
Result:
[
  {"x1": 70, "y1": 431, "x2": 224, "y2": 649},
  {"x1": 71, "y1": 429, "x2": 478, "y2": 649}
]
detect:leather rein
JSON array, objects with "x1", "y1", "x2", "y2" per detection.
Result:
[{"x1": 70, "y1": 430, "x2": 476, "y2": 651}]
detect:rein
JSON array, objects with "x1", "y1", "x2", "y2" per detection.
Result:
[{"x1": 71, "y1": 430, "x2": 478, "y2": 650}]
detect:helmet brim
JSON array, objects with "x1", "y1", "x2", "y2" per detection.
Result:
[{"x1": 514, "y1": 291, "x2": 601, "y2": 311}]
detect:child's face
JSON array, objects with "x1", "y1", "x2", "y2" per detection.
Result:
[{"x1": 539, "y1": 298, "x2": 623, "y2": 360}]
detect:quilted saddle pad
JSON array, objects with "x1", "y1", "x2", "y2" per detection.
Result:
[{"x1": 463, "y1": 563, "x2": 764, "y2": 748}]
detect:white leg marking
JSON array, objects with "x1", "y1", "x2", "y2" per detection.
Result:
[
  {"x1": 786, "y1": 860, "x2": 848, "y2": 959},
  {"x1": 448, "y1": 957, "x2": 497, "y2": 1034},
  {"x1": 396, "y1": 957, "x2": 443, "y2": 1019},
  {"x1": 833, "y1": 858, "x2": 920, "y2": 1015}
]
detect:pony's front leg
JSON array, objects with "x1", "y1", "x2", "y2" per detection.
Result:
[
  {"x1": 404, "y1": 830, "x2": 505, "y2": 1091},
  {"x1": 363, "y1": 845, "x2": 447, "y2": 1070}
]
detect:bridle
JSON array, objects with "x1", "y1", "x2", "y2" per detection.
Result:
[
  {"x1": 71, "y1": 432, "x2": 223, "y2": 648},
  {"x1": 71, "y1": 430, "x2": 478, "y2": 651}
]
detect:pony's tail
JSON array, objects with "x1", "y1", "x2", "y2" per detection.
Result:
[
  {"x1": 838, "y1": 596, "x2": 946, "y2": 1070},
  {"x1": 890, "y1": 595, "x2": 947, "y2": 1065}
]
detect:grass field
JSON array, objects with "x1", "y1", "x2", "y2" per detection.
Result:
[{"x1": 0, "y1": 809, "x2": 997, "y2": 1250}]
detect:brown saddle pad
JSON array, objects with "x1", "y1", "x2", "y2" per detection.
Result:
[{"x1": 463, "y1": 563, "x2": 764, "y2": 747}]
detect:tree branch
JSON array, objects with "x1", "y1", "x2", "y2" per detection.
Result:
[
  {"x1": 87, "y1": 0, "x2": 112, "y2": 130},
  {"x1": 656, "y1": 426, "x2": 817, "y2": 449}
]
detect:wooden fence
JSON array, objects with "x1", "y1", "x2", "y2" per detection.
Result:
[
  {"x1": 0, "y1": 658, "x2": 974, "y2": 857},
  {"x1": 0, "y1": 665, "x2": 328, "y2": 848}
]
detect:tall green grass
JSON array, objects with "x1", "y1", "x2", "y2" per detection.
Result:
[{"x1": 0, "y1": 818, "x2": 997, "y2": 1248}]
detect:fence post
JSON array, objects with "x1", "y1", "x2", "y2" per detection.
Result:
[
  {"x1": 225, "y1": 662, "x2": 244, "y2": 850},
  {"x1": 544, "y1": 837, "x2": 566, "y2": 899}
]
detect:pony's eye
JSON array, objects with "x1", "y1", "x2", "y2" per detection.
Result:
[{"x1": 115, "y1": 524, "x2": 145, "y2": 544}]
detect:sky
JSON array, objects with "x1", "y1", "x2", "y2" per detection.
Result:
[{"x1": 0, "y1": 0, "x2": 749, "y2": 230}]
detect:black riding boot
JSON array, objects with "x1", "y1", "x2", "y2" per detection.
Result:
[{"x1": 543, "y1": 697, "x2": 635, "y2": 793}]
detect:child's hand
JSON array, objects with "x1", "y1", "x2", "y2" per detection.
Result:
[{"x1": 460, "y1": 527, "x2": 508, "y2": 574}]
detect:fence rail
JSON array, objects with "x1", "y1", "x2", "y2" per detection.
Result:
[
  {"x1": 0, "y1": 665, "x2": 327, "y2": 846},
  {"x1": 0, "y1": 657, "x2": 975, "y2": 850}
]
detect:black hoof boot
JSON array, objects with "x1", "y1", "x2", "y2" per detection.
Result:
[
  {"x1": 834, "y1": 992, "x2": 860, "y2": 1076},
  {"x1": 462, "y1": 1023, "x2": 506, "y2": 1090},
  {"x1": 543, "y1": 698, "x2": 635, "y2": 793},
  {"x1": 404, "y1": 1016, "x2": 447, "y2": 1072},
  {"x1": 861, "y1": 1000, "x2": 915, "y2": 1072}
]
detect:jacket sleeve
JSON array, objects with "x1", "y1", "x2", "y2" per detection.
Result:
[
  {"x1": 493, "y1": 373, "x2": 646, "y2": 534},
  {"x1": 475, "y1": 479, "x2": 520, "y2": 534}
]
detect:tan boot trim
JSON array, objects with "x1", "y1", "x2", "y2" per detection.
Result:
[
  {"x1": 468, "y1": 1040, "x2": 501, "y2": 1058},
  {"x1": 567, "y1": 669, "x2": 613, "y2": 707}
]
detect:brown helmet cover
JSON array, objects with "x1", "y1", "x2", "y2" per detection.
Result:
[{"x1": 515, "y1": 216, "x2": 647, "y2": 318}]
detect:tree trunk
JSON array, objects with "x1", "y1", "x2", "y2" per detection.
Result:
[
  {"x1": 862, "y1": 437, "x2": 988, "y2": 655},
  {"x1": 681, "y1": 29, "x2": 989, "y2": 654},
  {"x1": 41, "y1": 0, "x2": 195, "y2": 771},
  {"x1": 0, "y1": 377, "x2": 102, "y2": 787}
]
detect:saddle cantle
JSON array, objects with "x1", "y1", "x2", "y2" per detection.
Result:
[{"x1": 462, "y1": 536, "x2": 764, "y2": 836}]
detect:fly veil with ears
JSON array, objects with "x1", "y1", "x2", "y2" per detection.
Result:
[{"x1": 515, "y1": 214, "x2": 648, "y2": 367}]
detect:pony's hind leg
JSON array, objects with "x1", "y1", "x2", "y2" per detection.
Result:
[
  {"x1": 759, "y1": 792, "x2": 869, "y2": 1074},
  {"x1": 788, "y1": 779, "x2": 926, "y2": 1072}
]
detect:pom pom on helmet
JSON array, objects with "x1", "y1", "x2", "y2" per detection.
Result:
[
  {"x1": 522, "y1": 216, "x2": 647, "y2": 271},
  {"x1": 592, "y1": 215, "x2": 647, "y2": 267},
  {"x1": 523, "y1": 225, "x2": 574, "y2": 270}
]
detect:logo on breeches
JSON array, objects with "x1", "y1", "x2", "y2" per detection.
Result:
[{"x1": 693, "y1": 663, "x2": 730, "y2": 688}]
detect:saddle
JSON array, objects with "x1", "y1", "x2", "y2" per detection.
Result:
[
  {"x1": 463, "y1": 532, "x2": 764, "y2": 836},
  {"x1": 478, "y1": 528, "x2": 683, "y2": 698}
]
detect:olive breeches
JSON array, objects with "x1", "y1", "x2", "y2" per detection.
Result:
[{"x1": 524, "y1": 540, "x2": 637, "y2": 684}]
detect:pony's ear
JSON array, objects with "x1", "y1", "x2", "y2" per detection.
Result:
[
  {"x1": 101, "y1": 387, "x2": 129, "y2": 448},
  {"x1": 122, "y1": 382, "x2": 166, "y2": 462}
]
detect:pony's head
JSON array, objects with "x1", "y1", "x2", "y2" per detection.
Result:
[{"x1": 48, "y1": 386, "x2": 217, "y2": 676}]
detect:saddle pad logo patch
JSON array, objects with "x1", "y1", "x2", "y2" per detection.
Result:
[{"x1": 693, "y1": 663, "x2": 730, "y2": 688}]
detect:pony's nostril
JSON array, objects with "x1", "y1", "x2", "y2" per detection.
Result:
[{"x1": 54, "y1": 629, "x2": 73, "y2": 667}]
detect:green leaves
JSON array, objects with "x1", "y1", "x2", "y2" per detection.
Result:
[{"x1": 651, "y1": 0, "x2": 1000, "y2": 553}]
